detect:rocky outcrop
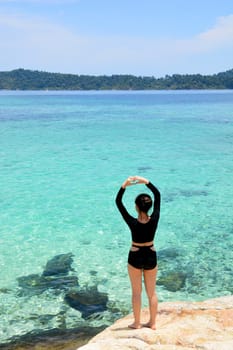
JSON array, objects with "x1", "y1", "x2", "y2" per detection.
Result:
[{"x1": 78, "y1": 295, "x2": 233, "y2": 350}]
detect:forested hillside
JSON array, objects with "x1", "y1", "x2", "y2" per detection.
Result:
[{"x1": 0, "y1": 68, "x2": 233, "y2": 90}]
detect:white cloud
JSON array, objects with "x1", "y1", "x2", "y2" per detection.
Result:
[
  {"x1": 174, "y1": 14, "x2": 233, "y2": 54},
  {"x1": 199, "y1": 14, "x2": 233, "y2": 45},
  {"x1": 0, "y1": 11, "x2": 232, "y2": 75}
]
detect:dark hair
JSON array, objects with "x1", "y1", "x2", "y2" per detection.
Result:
[{"x1": 135, "y1": 193, "x2": 152, "y2": 213}]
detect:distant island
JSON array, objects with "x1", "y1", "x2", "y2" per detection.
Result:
[{"x1": 0, "y1": 68, "x2": 233, "y2": 90}]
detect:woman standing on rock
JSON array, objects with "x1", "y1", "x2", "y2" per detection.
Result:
[{"x1": 115, "y1": 175, "x2": 160, "y2": 330}]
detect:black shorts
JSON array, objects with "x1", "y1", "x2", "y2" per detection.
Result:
[{"x1": 128, "y1": 245, "x2": 157, "y2": 270}]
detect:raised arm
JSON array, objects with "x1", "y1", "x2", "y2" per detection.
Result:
[
  {"x1": 115, "y1": 187, "x2": 131, "y2": 222},
  {"x1": 115, "y1": 176, "x2": 138, "y2": 222},
  {"x1": 146, "y1": 182, "x2": 160, "y2": 216}
]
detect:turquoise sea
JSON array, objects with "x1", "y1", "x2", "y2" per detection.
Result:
[{"x1": 0, "y1": 90, "x2": 233, "y2": 345}]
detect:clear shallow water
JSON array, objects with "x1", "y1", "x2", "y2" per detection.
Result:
[{"x1": 0, "y1": 90, "x2": 233, "y2": 343}]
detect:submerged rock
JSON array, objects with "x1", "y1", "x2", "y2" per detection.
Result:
[
  {"x1": 158, "y1": 247, "x2": 182, "y2": 261},
  {"x1": 64, "y1": 287, "x2": 108, "y2": 319},
  {"x1": 0, "y1": 287, "x2": 12, "y2": 294},
  {"x1": 0, "y1": 325, "x2": 106, "y2": 350},
  {"x1": 137, "y1": 166, "x2": 153, "y2": 171},
  {"x1": 157, "y1": 271, "x2": 187, "y2": 292},
  {"x1": 42, "y1": 253, "x2": 75, "y2": 276},
  {"x1": 180, "y1": 189, "x2": 208, "y2": 197},
  {"x1": 17, "y1": 274, "x2": 78, "y2": 296},
  {"x1": 164, "y1": 189, "x2": 208, "y2": 203},
  {"x1": 17, "y1": 253, "x2": 78, "y2": 296}
]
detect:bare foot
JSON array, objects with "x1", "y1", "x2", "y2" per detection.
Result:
[
  {"x1": 143, "y1": 322, "x2": 156, "y2": 330},
  {"x1": 128, "y1": 323, "x2": 142, "y2": 329}
]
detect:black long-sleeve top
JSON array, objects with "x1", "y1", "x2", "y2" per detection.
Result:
[{"x1": 115, "y1": 182, "x2": 160, "y2": 243}]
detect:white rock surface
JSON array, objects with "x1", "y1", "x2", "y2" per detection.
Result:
[{"x1": 78, "y1": 296, "x2": 233, "y2": 350}]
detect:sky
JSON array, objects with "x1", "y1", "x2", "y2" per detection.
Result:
[{"x1": 0, "y1": 0, "x2": 233, "y2": 77}]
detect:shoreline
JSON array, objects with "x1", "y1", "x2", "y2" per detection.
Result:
[{"x1": 1, "y1": 295, "x2": 232, "y2": 350}]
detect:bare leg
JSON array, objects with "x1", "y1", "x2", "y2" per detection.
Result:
[
  {"x1": 127, "y1": 264, "x2": 143, "y2": 329},
  {"x1": 143, "y1": 266, "x2": 158, "y2": 330}
]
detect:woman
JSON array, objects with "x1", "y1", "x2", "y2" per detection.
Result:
[{"x1": 115, "y1": 175, "x2": 160, "y2": 330}]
